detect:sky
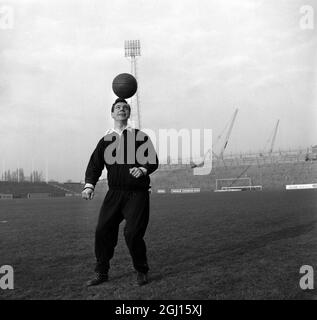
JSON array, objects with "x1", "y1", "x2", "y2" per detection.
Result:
[{"x1": 0, "y1": 0, "x2": 316, "y2": 182}]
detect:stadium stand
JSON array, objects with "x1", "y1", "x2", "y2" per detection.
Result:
[
  {"x1": 91, "y1": 161, "x2": 317, "y2": 194},
  {"x1": 48, "y1": 182, "x2": 84, "y2": 195},
  {"x1": 0, "y1": 182, "x2": 65, "y2": 198},
  {"x1": 62, "y1": 183, "x2": 84, "y2": 194},
  {"x1": 149, "y1": 161, "x2": 317, "y2": 192},
  {"x1": 3, "y1": 151, "x2": 314, "y2": 197}
]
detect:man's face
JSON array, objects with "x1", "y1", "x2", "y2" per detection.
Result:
[{"x1": 111, "y1": 102, "x2": 131, "y2": 121}]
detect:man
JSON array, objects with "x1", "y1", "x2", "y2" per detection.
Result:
[{"x1": 82, "y1": 98, "x2": 158, "y2": 287}]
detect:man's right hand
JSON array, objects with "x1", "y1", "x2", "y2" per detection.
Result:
[{"x1": 82, "y1": 187, "x2": 94, "y2": 200}]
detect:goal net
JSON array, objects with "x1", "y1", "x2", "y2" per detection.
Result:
[{"x1": 215, "y1": 177, "x2": 262, "y2": 192}]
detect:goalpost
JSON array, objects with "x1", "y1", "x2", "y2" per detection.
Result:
[{"x1": 215, "y1": 177, "x2": 262, "y2": 192}]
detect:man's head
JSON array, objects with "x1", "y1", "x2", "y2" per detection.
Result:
[{"x1": 111, "y1": 98, "x2": 131, "y2": 121}]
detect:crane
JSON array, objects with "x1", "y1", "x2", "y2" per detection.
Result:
[
  {"x1": 190, "y1": 108, "x2": 239, "y2": 169},
  {"x1": 269, "y1": 120, "x2": 279, "y2": 154},
  {"x1": 219, "y1": 108, "x2": 239, "y2": 159}
]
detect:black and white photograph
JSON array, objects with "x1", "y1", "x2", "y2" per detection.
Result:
[{"x1": 0, "y1": 0, "x2": 316, "y2": 303}]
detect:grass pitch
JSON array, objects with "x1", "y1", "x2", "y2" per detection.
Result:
[{"x1": 0, "y1": 190, "x2": 316, "y2": 300}]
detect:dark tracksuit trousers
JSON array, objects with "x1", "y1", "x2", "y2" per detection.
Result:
[
  {"x1": 85, "y1": 128, "x2": 158, "y2": 275},
  {"x1": 95, "y1": 189, "x2": 150, "y2": 274}
]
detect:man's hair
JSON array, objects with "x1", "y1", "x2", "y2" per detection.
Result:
[{"x1": 111, "y1": 98, "x2": 131, "y2": 113}]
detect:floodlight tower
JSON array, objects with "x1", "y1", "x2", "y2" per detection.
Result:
[{"x1": 124, "y1": 40, "x2": 141, "y2": 129}]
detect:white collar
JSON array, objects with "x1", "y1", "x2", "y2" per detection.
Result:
[{"x1": 105, "y1": 124, "x2": 133, "y2": 136}]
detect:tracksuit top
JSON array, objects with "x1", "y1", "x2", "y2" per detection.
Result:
[{"x1": 85, "y1": 128, "x2": 159, "y2": 191}]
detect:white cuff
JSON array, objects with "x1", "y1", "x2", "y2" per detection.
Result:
[{"x1": 84, "y1": 183, "x2": 95, "y2": 190}]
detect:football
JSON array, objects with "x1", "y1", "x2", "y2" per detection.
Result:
[{"x1": 112, "y1": 73, "x2": 138, "y2": 99}]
